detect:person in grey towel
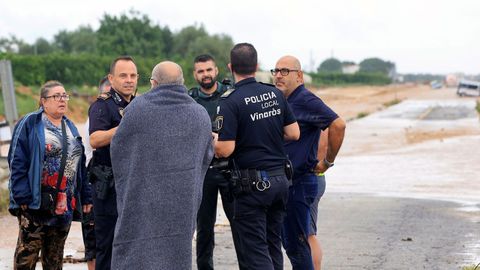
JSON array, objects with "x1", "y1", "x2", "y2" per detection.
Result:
[{"x1": 110, "y1": 61, "x2": 214, "y2": 270}]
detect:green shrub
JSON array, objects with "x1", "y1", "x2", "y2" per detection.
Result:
[
  {"x1": 310, "y1": 72, "x2": 391, "y2": 86},
  {"x1": 462, "y1": 263, "x2": 480, "y2": 270},
  {"x1": 356, "y1": 112, "x2": 369, "y2": 119},
  {"x1": 383, "y1": 98, "x2": 401, "y2": 107},
  {"x1": 0, "y1": 53, "x2": 158, "y2": 89}
]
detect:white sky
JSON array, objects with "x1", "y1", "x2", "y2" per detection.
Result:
[{"x1": 1, "y1": 0, "x2": 479, "y2": 74}]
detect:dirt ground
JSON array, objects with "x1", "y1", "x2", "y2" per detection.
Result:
[{"x1": 313, "y1": 84, "x2": 454, "y2": 121}]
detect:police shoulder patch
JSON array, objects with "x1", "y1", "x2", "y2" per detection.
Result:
[
  {"x1": 221, "y1": 88, "x2": 235, "y2": 98},
  {"x1": 214, "y1": 116, "x2": 224, "y2": 131},
  {"x1": 98, "y1": 92, "x2": 112, "y2": 100}
]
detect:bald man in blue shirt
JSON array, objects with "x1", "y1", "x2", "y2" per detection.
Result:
[{"x1": 272, "y1": 55, "x2": 346, "y2": 270}]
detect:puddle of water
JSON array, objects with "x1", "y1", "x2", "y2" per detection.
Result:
[
  {"x1": 457, "y1": 205, "x2": 480, "y2": 213},
  {"x1": 329, "y1": 135, "x2": 480, "y2": 204},
  {"x1": 331, "y1": 98, "x2": 480, "y2": 204},
  {"x1": 377, "y1": 99, "x2": 478, "y2": 120},
  {"x1": 457, "y1": 239, "x2": 480, "y2": 266}
]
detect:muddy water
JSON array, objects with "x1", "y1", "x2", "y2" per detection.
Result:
[
  {"x1": 330, "y1": 99, "x2": 480, "y2": 203},
  {"x1": 326, "y1": 98, "x2": 480, "y2": 266}
]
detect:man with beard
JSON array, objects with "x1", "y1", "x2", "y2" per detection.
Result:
[
  {"x1": 88, "y1": 56, "x2": 138, "y2": 270},
  {"x1": 189, "y1": 54, "x2": 245, "y2": 270}
]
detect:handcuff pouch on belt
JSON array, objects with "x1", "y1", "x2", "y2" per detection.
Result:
[
  {"x1": 230, "y1": 169, "x2": 271, "y2": 196},
  {"x1": 285, "y1": 159, "x2": 293, "y2": 182}
]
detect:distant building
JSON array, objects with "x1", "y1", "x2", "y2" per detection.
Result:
[
  {"x1": 445, "y1": 74, "x2": 459, "y2": 87},
  {"x1": 388, "y1": 66, "x2": 397, "y2": 81},
  {"x1": 256, "y1": 71, "x2": 273, "y2": 84},
  {"x1": 342, "y1": 63, "x2": 360, "y2": 74}
]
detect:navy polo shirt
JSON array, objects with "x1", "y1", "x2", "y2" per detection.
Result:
[
  {"x1": 218, "y1": 77, "x2": 296, "y2": 170},
  {"x1": 284, "y1": 84, "x2": 338, "y2": 177},
  {"x1": 88, "y1": 89, "x2": 131, "y2": 166}
]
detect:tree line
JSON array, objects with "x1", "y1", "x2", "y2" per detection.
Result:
[
  {"x1": 0, "y1": 10, "x2": 394, "y2": 87},
  {"x1": 0, "y1": 10, "x2": 233, "y2": 87},
  {"x1": 317, "y1": 57, "x2": 395, "y2": 75}
]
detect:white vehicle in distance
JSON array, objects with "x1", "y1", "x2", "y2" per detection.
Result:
[{"x1": 457, "y1": 79, "x2": 480, "y2": 97}]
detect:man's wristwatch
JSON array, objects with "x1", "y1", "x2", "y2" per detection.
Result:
[{"x1": 323, "y1": 158, "x2": 334, "y2": 168}]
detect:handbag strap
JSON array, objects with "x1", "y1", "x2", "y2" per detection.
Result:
[{"x1": 54, "y1": 119, "x2": 68, "y2": 192}]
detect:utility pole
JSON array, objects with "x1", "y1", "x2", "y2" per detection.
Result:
[
  {"x1": 309, "y1": 50, "x2": 315, "y2": 73},
  {"x1": 0, "y1": 60, "x2": 19, "y2": 131}
]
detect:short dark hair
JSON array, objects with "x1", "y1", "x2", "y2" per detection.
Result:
[
  {"x1": 230, "y1": 43, "x2": 257, "y2": 75},
  {"x1": 109, "y1": 55, "x2": 136, "y2": 75},
  {"x1": 194, "y1": 54, "x2": 216, "y2": 65}
]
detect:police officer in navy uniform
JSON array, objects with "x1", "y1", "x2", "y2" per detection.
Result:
[
  {"x1": 190, "y1": 54, "x2": 246, "y2": 270},
  {"x1": 88, "y1": 55, "x2": 138, "y2": 270},
  {"x1": 215, "y1": 43, "x2": 300, "y2": 270}
]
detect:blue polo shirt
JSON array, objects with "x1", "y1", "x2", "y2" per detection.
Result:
[
  {"x1": 284, "y1": 84, "x2": 338, "y2": 177},
  {"x1": 218, "y1": 77, "x2": 297, "y2": 170}
]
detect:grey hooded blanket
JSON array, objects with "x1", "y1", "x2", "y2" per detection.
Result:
[{"x1": 110, "y1": 84, "x2": 213, "y2": 270}]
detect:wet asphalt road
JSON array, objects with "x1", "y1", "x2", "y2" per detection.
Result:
[{"x1": 193, "y1": 193, "x2": 480, "y2": 270}]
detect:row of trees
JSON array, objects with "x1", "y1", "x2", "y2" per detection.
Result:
[
  {"x1": 317, "y1": 57, "x2": 396, "y2": 77},
  {"x1": 311, "y1": 72, "x2": 391, "y2": 86},
  {"x1": 0, "y1": 10, "x2": 394, "y2": 87},
  {"x1": 0, "y1": 10, "x2": 234, "y2": 87}
]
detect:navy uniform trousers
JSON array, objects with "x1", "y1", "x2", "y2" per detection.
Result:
[
  {"x1": 93, "y1": 181, "x2": 117, "y2": 270},
  {"x1": 196, "y1": 168, "x2": 246, "y2": 269},
  {"x1": 231, "y1": 174, "x2": 289, "y2": 270}
]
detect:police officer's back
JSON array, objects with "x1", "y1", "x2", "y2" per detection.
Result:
[
  {"x1": 215, "y1": 43, "x2": 299, "y2": 270},
  {"x1": 88, "y1": 56, "x2": 138, "y2": 270}
]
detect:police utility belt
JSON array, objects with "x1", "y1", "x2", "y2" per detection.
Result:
[
  {"x1": 230, "y1": 167, "x2": 287, "y2": 196},
  {"x1": 88, "y1": 164, "x2": 114, "y2": 200}
]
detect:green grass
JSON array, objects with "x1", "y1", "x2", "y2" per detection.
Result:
[
  {"x1": 0, "y1": 187, "x2": 9, "y2": 214},
  {"x1": 463, "y1": 263, "x2": 480, "y2": 270},
  {"x1": 356, "y1": 112, "x2": 369, "y2": 119},
  {"x1": 0, "y1": 84, "x2": 38, "y2": 119},
  {"x1": 136, "y1": 85, "x2": 153, "y2": 94},
  {"x1": 383, "y1": 98, "x2": 401, "y2": 108},
  {"x1": 15, "y1": 91, "x2": 39, "y2": 116}
]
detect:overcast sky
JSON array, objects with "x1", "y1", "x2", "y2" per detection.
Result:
[{"x1": 1, "y1": 0, "x2": 479, "y2": 74}]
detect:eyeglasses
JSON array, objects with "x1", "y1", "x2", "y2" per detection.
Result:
[
  {"x1": 43, "y1": 94, "x2": 70, "y2": 101},
  {"x1": 270, "y1": 68, "x2": 300, "y2": 76}
]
